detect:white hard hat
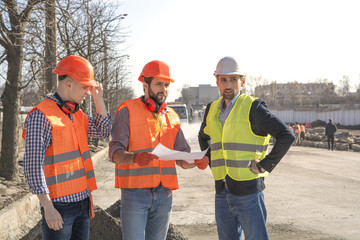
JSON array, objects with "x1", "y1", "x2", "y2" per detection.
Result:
[{"x1": 214, "y1": 56, "x2": 244, "y2": 76}]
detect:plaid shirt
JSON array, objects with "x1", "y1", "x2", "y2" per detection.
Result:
[{"x1": 23, "y1": 94, "x2": 111, "y2": 202}]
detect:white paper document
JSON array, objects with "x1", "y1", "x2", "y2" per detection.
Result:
[{"x1": 152, "y1": 143, "x2": 208, "y2": 163}]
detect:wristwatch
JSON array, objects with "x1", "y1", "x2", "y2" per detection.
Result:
[{"x1": 256, "y1": 162, "x2": 265, "y2": 173}]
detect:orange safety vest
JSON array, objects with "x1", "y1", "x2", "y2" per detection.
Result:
[
  {"x1": 294, "y1": 125, "x2": 301, "y2": 134},
  {"x1": 115, "y1": 98, "x2": 180, "y2": 190},
  {"x1": 300, "y1": 125, "x2": 305, "y2": 132},
  {"x1": 23, "y1": 99, "x2": 97, "y2": 199}
]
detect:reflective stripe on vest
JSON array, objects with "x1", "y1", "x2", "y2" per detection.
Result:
[
  {"x1": 204, "y1": 94, "x2": 270, "y2": 181},
  {"x1": 44, "y1": 150, "x2": 91, "y2": 165},
  {"x1": 115, "y1": 98, "x2": 180, "y2": 190},
  {"x1": 211, "y1": 142, "x2": 268, "y2": 152},
  {"x1": 115, "y1": 167, "x2": 177, "y2": 177},
  {"x1": 26, "y1": 99, "x2": 96, "y2": 199}
]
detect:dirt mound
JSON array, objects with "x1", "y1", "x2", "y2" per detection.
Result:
[
  {"x1": 90, "y1": 206, "x2": 122, "y2": 240},
  {"x1": 21, "y1": 200, "x2": 188, "y2": 240},
  {"x1": 104, "y1": 200, "x2": 187, "y2": 240},
  {"x1": 0, "y1": 164, "x2": 30, "y2": 211}
]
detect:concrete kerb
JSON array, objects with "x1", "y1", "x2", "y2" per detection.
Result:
[
  {"x1": 0, "y1": 147, "x2": 108, "y2": 240},
  {"x1": 0, "y1": 193, "x2": 40, "y2": 240}
]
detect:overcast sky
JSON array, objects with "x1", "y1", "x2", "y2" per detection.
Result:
[{"x1": 118, "y1": 0, "x2": 360, "y2": 101}]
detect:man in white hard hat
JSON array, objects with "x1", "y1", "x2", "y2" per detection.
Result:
[{"x1": 198, "y1": 56, "x2": 295, "y2": 240}]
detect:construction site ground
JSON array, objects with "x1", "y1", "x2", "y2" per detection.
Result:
[
  {"x1": 92, "y1": 124, "x2": 360, "y2": 240},
  {"x1": 1, "y1": 123, "x2": 359, "y2": 239}
]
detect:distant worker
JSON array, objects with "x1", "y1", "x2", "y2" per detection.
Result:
[
  {"x1": 293, "y1": 122, "x2": 301, "y2": 145},
  {"x1": 23, "y1": 55, "x2": 111, "y2": 240},
  {"x1": 300, "y1": 123, "x2": 306, "y2": 141},
  {"x1": 198, "y1": 56, "x2": 295, "y2": 240},
  {"x1": 288, "y1": 123, "x2": 294, "y2": 133},
  {"x1": 325, "y1": 118, "x2": 337, "y2": 151},
  {"x1": 109, "y1": 60, "x2": 209, "y2": 240}
]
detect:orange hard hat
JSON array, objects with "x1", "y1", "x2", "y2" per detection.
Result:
[
  {"x1": 138, "y1": 60, "x2": 174, "y2": 83},
  {"x1": 53, "y1": 55, "x2": 97, "y2": 87}
]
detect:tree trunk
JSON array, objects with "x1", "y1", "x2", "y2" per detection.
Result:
[
  {"x1": 0, "y1": 50, "x2": 23, "y2": 180},
  {"x1": 45, "y1": 0, "x2": 58, "y2": 94},
  {"x1": 103, "y1": 34, "x2": 109, "y2": 111}
]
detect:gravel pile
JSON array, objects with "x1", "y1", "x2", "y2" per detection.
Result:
[{"x1": 21, "y1": 200, "x2": 188, "y2": 240}]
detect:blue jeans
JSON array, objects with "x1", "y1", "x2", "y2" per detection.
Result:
[
  {"x1": 215, "y1": 188, "x2": 268, "y2": 240},
  {"x1": 121, "y1": 185, "x2": 173, "y2": 240},
  {"x1": 41, "y1": 197, "x2": 90, "y2": 240}
]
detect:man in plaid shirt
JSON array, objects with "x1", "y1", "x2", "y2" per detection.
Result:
[{"x1": 23, "y1": 56, "x2": 110, "y2": 240}]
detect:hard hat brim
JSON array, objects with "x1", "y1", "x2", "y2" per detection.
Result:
[
  {"x1": 214, "y1": 71, "x2": 244, "y2": 76},
  {"x1": 77, "y1": 79, "x2": 98, "y2": 87},
  {"x1": 138, "y1": 74, "x2": 174, "y2": 83}
]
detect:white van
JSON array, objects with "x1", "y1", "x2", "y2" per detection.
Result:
[{"x1": 167, "y1": 104, "x2": 189, "y2": 124}]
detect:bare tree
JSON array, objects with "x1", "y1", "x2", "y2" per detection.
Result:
[
  {"x1": 0, "y1": 0, "x2": 44, "y2": 180},
  {"x1": 106, "y1": 56, "x2": 133, "y2": 116},
  {"x1": 244, "y1": 75, "x2": 265, "y2": 96},
  {"x1": 180, "y1": 86, "x2": 195, "y2": 110},
  {"x1": 44, "y1": 0, "x2": 57, "y2": 93},
  {"x1": 337, "y1": 75, "x2": 350, "y2": 97},
  {"x1": 56, "y1": 0, "x2": 130, "y2": 115},
  {"x1": 0, "y1": 0, "x2": 130, "y2": 180}
]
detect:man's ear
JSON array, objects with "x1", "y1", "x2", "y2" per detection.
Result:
[
  {"x1": 143, "y1": 81, "x2": 149, "y2": 94},
  {"x1": 241, "y1": 76, "x2": 246, "y2": 87},
  {"x1": 66, "y1": 78, "x2": 73, "y2": 88}
]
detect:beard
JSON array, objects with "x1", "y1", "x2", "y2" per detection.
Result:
[
  {"x1": 148, "y1": 87, "x2": 167, "y2": 104},
  {"x1": 222, "y1": 89, "x2": 236, "y2": 100}
]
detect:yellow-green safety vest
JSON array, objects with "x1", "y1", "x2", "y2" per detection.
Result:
[{"x1": 204, "y1": 94, "x2": 270, "y2": 181}]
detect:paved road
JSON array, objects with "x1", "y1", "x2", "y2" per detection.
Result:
[
  {"x1": 92, "y1": 122, "x2": 360, "y2": 240},
  {"x1": 265, "y1": 145, "x2": 360, "y2": 240}
]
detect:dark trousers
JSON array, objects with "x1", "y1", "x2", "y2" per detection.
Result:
[
  {"x1": 300, "y1": 132, "x2": 305, "y2": 141},
  {"x1": 41, "y1": 197, "x2": 90, "y2": 240},
  {"x1": 327, "y1": 135, "x2": 335, "y2": 150}
]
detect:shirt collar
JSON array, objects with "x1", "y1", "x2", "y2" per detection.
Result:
[
  {"x1": 46, "y1": 93, "x2": 61, "y2": 105},
  {"x1": 219, "y1": 92, "x2": 241, "y2": 110}
]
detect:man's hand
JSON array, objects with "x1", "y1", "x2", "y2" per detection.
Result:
[
  {"x1": 43, "y1": 204, "x2": 64, "y2": 231},
  {"x1": 90, "y1": 81, "x2": 103, "y2": 100},
  {"x1": 194, "y1": 156, "x2": 209, "y2": 170},
  {"x1": 134, "y1": 152, "x2": 159, "y2": 166},
  {"x1": 89, "y1": 82, "x2": 108, "y2": 116},
  {"x1": 37, "y1": 194, "x2": 64, "y2": 231},
  {"x1": 250, "y1": 159, "x2": 265, "y2": 174},
  {"x1": 176, "y1": 160, "x2": 195, "y2": 169}
]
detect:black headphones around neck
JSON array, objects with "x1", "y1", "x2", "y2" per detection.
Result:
[
  {"x1": 54, "y1": 92, "x2": 80, "y2": 114},
  {"x1": 140, "y1": 95, "x2": 166, "y2": 113}
]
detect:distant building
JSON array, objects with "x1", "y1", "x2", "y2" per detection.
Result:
[
  {"x1": 176, "y1": 84, "x2": 219, "y2": 108},
  {"x1": 255, "y1": 82, "x2": 338, "y2": 109},
  {"x1": 191, "y1": 84, "x2": 219, "y2": 106},
  {"x1": 174, "y1": 84, "x2": 219, "y2": 121}
]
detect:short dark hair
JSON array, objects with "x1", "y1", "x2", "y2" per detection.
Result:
[
  {"x1": 143, "y1": 77, "x2": 153, "y2": 84},
  {"x1": 58, "y1": 75, "x2": 67, "y2": 81}
]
